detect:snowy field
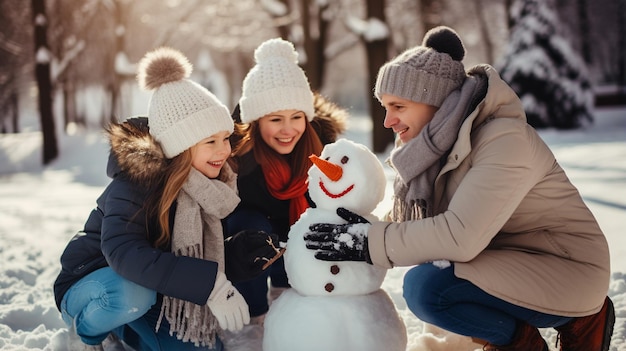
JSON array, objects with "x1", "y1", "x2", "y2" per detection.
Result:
[{"x1": 0, "y1": 107, "x2": 624, "y2": 350}]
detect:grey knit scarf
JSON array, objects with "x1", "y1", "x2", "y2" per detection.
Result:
[
  {"x1": 156, "y1": 164, "x2": 240, "y2": 347},
  {"x1": 389, "y1": 75, "x2": 485, "y2": 221}
]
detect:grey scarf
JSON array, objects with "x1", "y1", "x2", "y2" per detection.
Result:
[
  {"x1": 156, "y1": 164, "x2": 240, "y2": 347},
  {"x1": 389, "y1": 75, "x2": 485, "y2": 221}
]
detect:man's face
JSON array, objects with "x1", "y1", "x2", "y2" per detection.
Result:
[{"x1": 381, "y1": 94, "x2": 439, "y2": 144}]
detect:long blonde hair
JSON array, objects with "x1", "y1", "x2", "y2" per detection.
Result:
[
  {"x1": 150, "y1": 145, "x2": 235, "y2": 247},
  {"x1": 139, "y1": 149, "x2": 193, "y2": 248}
]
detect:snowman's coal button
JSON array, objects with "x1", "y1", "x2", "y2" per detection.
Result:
[
  {"x1": 325, "y1": 283, "x2": 334, "y2": 292},
  {"x1": 330, "y1": 265, "x2": 340, "y2": 275}
]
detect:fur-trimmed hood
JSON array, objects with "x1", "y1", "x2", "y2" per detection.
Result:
[
  {"x1": 309, "y1": 92, "x2": 348, "y2": 145},
  {"x1": 106, "y1": 117, "x2": 168, "y2": 189}
]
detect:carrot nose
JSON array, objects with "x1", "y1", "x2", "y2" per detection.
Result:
[{"x1": 309, "y1": 154, "x2": 343, "y2": 181}]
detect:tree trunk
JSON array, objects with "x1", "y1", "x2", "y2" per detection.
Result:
[
  {"x1": 619, "y1": 0, "x2": 625, "y2": 87},
  {"x1": 0, "y1": 90, "x2": 16, "y2": 134},
  {"x1": 108, "y1": 0, "x2": 124, "y2": 124},
  {"x1": 62, "y1": 81, "x2": 80, "y2": 130},
  {"x1": 31, "y1": 0, "x2": 58, "y2": 164},
  {"x1": 299, "y1": 0, "x2": 329, "y2": 92},
  {"x1": 365, "y1": 0, "x2": 394, "y2": 153},
  {"x1": 11, "y1": 91, "x2": 19, "y2": 132},
  {"x1": 273, "y1": 0, "x2": 291, "y2": 40},
  {"x1": 0, "y1": 75, "x2": 19, "y2": 133},
  {"x1": 505, "y1": 0, "x2": 515, "y2": 29},
  {"x1": 577, "y1": 0, "x2": 591, "y2": 63},
  {"x1": 475, "y1": 0, "x2": 495, "y2": 63}
]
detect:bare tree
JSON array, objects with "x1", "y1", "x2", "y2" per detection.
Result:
[
  {"x1": 268, "y1": 0, "x2": 292, "y2": 40},
  {"x1": 298, "y1": 0, "x2": 332, "y2": 91},
  {"x1": 31, "y1": 0, "x2": 58, "y2": 164},
  {"x1": 474, "y1": 0, "x2": 496, "y2": 63},
  {"x1": 48, "y1": 1, "x2": 87, "y2": 131},
  {"x1": 0, "y1": 1, "x2": 30, "y2": 134},
  {"x1": 577, "y1": 0, "x2": 591, "y2": 63},
  {"x1": 617, "y1": 0, "x2": 626, "y2": 91},
  {"x1": 364, "y1": 0, "x2": 394, "y2": 153}
]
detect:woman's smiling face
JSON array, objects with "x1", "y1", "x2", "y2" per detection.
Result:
[
  {"x1": 258, "y1": 109, "x2": 306, "y2": 154},
  {"x1": 380, "y1": 94, "x2": 439, "y2": 144}
]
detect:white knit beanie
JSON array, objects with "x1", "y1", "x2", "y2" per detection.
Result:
[
  {"x1": 375, "y1": 26, "x2": 467, "y2": 107},
  {"x1": 239, "y1": 38, "x2": 315, "y2": 123},
  {"x1": 137, "y1": 47, "x2": 233, "y2": 159}
]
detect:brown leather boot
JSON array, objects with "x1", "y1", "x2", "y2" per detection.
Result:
[
  {"x1": 555, "y1": 296, "x2": 615, "y2": 351},
  {"x1": 477, "y1": 322, "x2": 548, "y2": 351}
]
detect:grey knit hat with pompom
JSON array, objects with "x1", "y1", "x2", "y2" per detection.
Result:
[
  {"x1": 239, "y1": 38, "x2": 315, "y2": 123},
  {"x1": 137, "y1": 47, "x2": 233, "y2": 158},
  {"x1": 374, "y1": 26, "x2": 467, "y2": 107}
]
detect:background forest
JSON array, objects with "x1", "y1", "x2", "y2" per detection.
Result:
[
  {"x1": 1, "y1": 0, "x2": 625, "y2": 159},
  {"x1": 0, "y1": 1, "x2": 625, "y2": 350}
]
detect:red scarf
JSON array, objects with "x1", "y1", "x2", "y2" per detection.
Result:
[{"x1": 262, "y1": 156, "x2": 309, "y2": 225}]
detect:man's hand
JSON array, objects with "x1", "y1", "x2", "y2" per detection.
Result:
[
  {"x1": 224, "y1": 230, "x2": 285, "y2": 282},
  {"x1": 304, "y1": 207, "x2": 372, "y2": 263}
]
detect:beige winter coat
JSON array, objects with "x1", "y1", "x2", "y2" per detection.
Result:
[{"x1": 368, "y1": 64, "x2": 610, "y2": 317}]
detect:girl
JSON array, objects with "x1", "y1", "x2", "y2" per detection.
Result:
[
  {"x1": 224, "y1": 38, "x2": 346, "y2": 323},
  {"x1": 53, "y1": 47, "x2": 279, "y2": 350}
]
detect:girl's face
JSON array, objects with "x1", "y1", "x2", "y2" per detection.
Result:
[
  {"x1": 380, "y1": 94, "x2": 439, "y2": 144},
  {"x1": 191, "y1": 130, "x2": 231, "y2": 178},
  {"x1": 258, "y1": 109, "x2": 306, "y2": 155}
]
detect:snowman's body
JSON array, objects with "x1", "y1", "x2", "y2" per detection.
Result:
[
  {"x1": 263, "y1": 139, "x2": 407, "y2": 351},
  {"x1": 263, "y1": 288, "x2": 405, "y2": 351}
]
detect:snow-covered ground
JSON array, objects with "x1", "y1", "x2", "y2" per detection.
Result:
[{"x1": 0, "y1": 106, "x2": 624, "y2": 350}]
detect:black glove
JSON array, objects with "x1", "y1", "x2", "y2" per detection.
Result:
[
  {"x1": 224, "y1": 230, "x2": 284, "y2": 283},
  {"x1": 304, "y1": 207, "x2": 372, "y2": 263}
]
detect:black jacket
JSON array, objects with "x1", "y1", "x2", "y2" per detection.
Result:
[{"x1": 53, "y1": 118, "x2": 218, "y2": 310}]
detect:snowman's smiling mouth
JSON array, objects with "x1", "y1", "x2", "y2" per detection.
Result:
[{"x1": 318, "y1": 179, "x2": 354, "y2": 199}]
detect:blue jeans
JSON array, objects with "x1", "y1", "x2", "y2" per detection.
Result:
[
  {"x1": 224, "y1": 208, "x2": 290, "y2": 317},
  {"x1": 403, "y1": 263, "x2": 572, "y2": 345},
  {"x1": 61, "y1": 267, "x2": 224, "y2": 351}
]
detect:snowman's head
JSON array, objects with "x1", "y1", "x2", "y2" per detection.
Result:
[{"x1": 307, "y1": 138, "x2": 386, "y2": 214}]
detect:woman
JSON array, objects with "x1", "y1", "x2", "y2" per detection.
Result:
[
  {"x1": 224, "y1": 38, "x2": 346, "y2": 323},
  {"x1": 304, "y1": 26, "x2": 614, "y2": 351},
  {"x1": 53, "y1": 47, "x2": 279, "y2": 350}
]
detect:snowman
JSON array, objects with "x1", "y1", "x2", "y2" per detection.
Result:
[{"x1": 263, "y1": 138, "x2": 407, "y2": 351}]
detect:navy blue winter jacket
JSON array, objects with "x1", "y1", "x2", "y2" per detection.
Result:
[{"x1": 53, "y1": 118, "x2": 218, "y2": 310}]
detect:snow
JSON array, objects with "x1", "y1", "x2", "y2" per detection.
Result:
[
  {"x1": 35, "y1": 47, "x2": 51, "y2": 65},
  {"x1": 0, "y1": 106, "x2": 624, "y2": 350},
  {"x1": 259, "y1": 0, "x2": 287, "y2": 17},
  {"x1": 345, "y1": 16, "x2": 390, "y2": 42}
]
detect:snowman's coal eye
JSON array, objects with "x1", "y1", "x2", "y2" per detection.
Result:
[
  {"x1": 341, "y1": 156, "x2": 349, "y2": 164},
  {"x1": 324, "y1": 157, "x2": 330, "y2": 161}
]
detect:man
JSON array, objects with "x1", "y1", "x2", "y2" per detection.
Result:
[{"x1": 304, "y1": 26, "x2": 614, "y2": 351}]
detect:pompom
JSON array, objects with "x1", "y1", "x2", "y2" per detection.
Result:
[
  {"x1": 137, "y1": 47, "x2": 192, "y2": 90},
  {"x1": 422, "y1": 26, "x2": 465, "y2": 61},
  {"x1": 254, "y1": 38, "x2": 299, "y2": 64}
]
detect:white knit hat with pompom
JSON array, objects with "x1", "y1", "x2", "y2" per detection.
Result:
[
  {"x1": 239, "y1": 38, "x2": 315, "y2": 123},
  {"x1": 137, "y1": 47, "x2": 233, "y2": 158}
]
